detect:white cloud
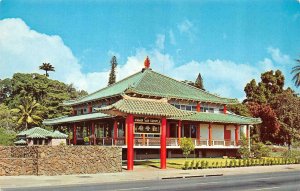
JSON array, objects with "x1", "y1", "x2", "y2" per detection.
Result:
[
  {"x1": 267, "y1": 47, "x2": 291, "y2": 65},
  {"x1": 169, "y1": 30, "x2": 176, "y2": 45},
  {"x1": 107, "y1": 50, "x2": 120, "y2": 59},
  {"x1": 177, "y1": 19, "x2": 196, "y2": 42},
  {"x1": 178, "y1": 19, "x2": 193, "y2": 33},
  {"x1": 0, "y1": 18, "x2": 107, "y2": 92},
  {"x1": 155, "y1": 34, "x2": 165, "y2": 50},
  {"x1": 259, "y1": 58, "x2": 274, "y2": 71}
]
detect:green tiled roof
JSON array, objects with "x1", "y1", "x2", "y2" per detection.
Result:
[
  {"x1": 63, "y1": 71, "x2": 145, "y2": 106},
  {"x1": 170, "y1": 112, "x2": 261, "y2": 125},
  {"x1": 50, "y1": 130, "x2": 68, "y2": 139},
  {"x1": 14, "y1": 139, "x2": 27, "y2": 145},
  {"x1": 64, "y1": 69, "x2": 238, "y2": 106},
  {"x1": 43, "y1": 112, "x2": 111, "y2": 126},
  {"x1": 18, "y1": 127, "x2": 51, "y2": 137},
  {"x1": 97, "y1": 96, "x2": 191, "y2": 117},
  {"x1": 17, "y1": 127, "x2": 68, "y2": 139},
  {"x1": 28, "y1": 133, "x2": 46, "y2": 139}
]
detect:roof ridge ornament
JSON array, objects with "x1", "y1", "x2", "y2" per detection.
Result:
[{"x1": 144, "y1": 56, "x2": 150, "y2": 69}]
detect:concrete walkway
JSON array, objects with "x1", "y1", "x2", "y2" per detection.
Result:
[{"x1": 0, "y1": 164, "x2": 299, "y2": 188}]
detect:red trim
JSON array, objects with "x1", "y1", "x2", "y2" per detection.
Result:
[
  {"x1": 246, "y1": 125, "x2": 249, "y2": 140},
  {"x1": 126, "y1": 114, "x2": 134, "y2": 170},
  {"x1": 92, "y1": 122, "x2": 95, "y2": 145},
  {"x1": 196, "y1": 124, "x2": 200, "y2": 141},
  {"x1": 208, "y1": 123, "x2": 212, "y2": 146},
  {"x1": 223, "y1": 105, "x2": 227, "y2": 114},
  {"x1": 160, "y1": 117, "x2": 167, "y2": 169},
  {"x1": 88, "y1": 103, "x2": 92, "y2": 113},
  {"x1": 178, "y1": 121, "x2": 181, "y2": 144},
  {"x1": 114, "y1": 120, "x2": 118, "y2": 145},
  {"x1": 73, "y1": 123, "x2": 77, "y2": 145},
  {"x1": 196, "y1": 102, "x2": 201, "y2": 112},
  {"x1": 235, "y1": 125, "x2": 239, "y2": 146}
]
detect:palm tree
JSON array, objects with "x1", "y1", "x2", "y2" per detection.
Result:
[
  {"x1": 11, "y1": 97, "x2": 43, "y2": 130},
  {"x1": 39, "y1": 63, "x2": 55, "y2": 77},
  {"x1": 291, "y1": 58, "x2": 300, "y2": 87}
]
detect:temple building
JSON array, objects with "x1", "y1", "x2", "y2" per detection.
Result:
[{"x1": 43, "y1": 57, "x2": 261, "y2": 170}]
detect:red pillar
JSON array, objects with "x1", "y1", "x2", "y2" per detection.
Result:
[
  {"x1": 92, "y1": 122, "x2": 95, "y2": 145},
  {"x1": 161, "y1": 117, "x2": 167, "y2": 169},
  {"x1": 114, "y1": 120, "x2": 118, "y2": 145},
  {"x1": 235, "y1": 125, "x2": 240, "y2": 146},
  {"x1": 223, "y1": 105, "x2": 227, "y2": 114},
  {"x1": 73, "y1": 123, "x2": 77, "y2": 145},
  {"x1": 208, "y1": 123, "x2": 212, "y2": 146},
  {"x1": 126, "y1": 114, "x2": 134, "y2": 170},
  {"x1": 72, "y1": 108, "x2": 77, "y2": 116},
  {"x1": 246, "y1": 125, "x2": 249, "y2": 140},
  {"x1": 178, "y1": 121, "x2": 181, "y2": 144},
  {"x1": 196, "y1": 102, "x2": 201, "y2": 112},
  {"x1": 88, "y1": 103, "x2": 92, "y2": 113}
]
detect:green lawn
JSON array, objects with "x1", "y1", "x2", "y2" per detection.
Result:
[{"x1": 135, "y1": 158, "x2": 238, "y2": 169}]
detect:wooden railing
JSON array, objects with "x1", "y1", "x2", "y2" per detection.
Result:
[{"x1": 93, "y1": 137, "x2": 239, "y2": 147}]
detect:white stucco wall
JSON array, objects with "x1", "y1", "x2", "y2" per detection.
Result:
[
  {"x1": 200, "y1": 124, "x2": 209, "y2": 140},
  {"x1": 211, "y1": 124, "x2": 224, "y2": 140},
  {"x1": 51, "y1": 139, "x2": 67, "y2": 146},
  {"x1": 240, "y1": 125, "x2": 247, "y2": 137}
]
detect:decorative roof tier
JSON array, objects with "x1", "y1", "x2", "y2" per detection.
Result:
[
  {"x1": 64, "y1": 64, "x2": 238, "y2": 106},
  {"x1": 43, "y1": 112, "x2": 111, "y2": 126},
  {"x1": 14, "y1": 139, "x2": 27, "y2": 145},
  {"x1": 170, "y1": 112, "x2": 261, "y2": 125},
  {"x1": 17, "y1": 127, "x2": 68, "y2": 139},
  {"x1": 96, "y1": 95, "x2": 192, "y2": 117}
]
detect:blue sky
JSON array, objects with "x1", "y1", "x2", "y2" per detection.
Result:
[{"x1": 0, "y1": 0, "x2": 299, "y2": 100}]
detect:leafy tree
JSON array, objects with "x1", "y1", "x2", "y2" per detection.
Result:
[
  {"x1": 228, "y1": 103, "x2": 252, "y2": 117},
  {"x1": 195, "y1": 73, "x2": 205, "y2": 90},
  {"x1": 179, "y1": 137, "x2": 195, "y2": 160},
  {"x1": 0, "y1": 73, "x2": 87, "y2": 119},
  {"x1": 0, "y1": 104, "x2": 17, "y2": 131},
  {"x1": 273, "y1": 90, "x2": 300, "y2": 149},
  {"x1": 0, "y1": 128, "x2": 16, "y2": 146},
  {"x1": 108, "y1": 56, "x2": 117, "y2": 86},
  {"x1": 291, "y1": 58, "x2": 300, "y2": 87},
  {"x1": 238, "y1": 135, "x2": 250, "y2": 158},
  {"x1": 251, "y1": 142, "x2": 271, "y2": 158},
  {"x1": 244, "y1": 70, "x2": 284, "y2": 104},
  {"x1": 11, "y1": 97, "x2": 43, "y2": 130},
  {"x1": 247, "y1": 102, "x2": 280, "y2": 143},
  {"x1": 0, "y1": 78, "x2": 12, "y2": 103},
  {"x1": 39, "y1": 63, "x2": 55, "y2": 77}
]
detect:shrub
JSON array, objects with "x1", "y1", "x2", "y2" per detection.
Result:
[
  {"x1": 205, "y1": 161, "x2": 209, "y2": 169},
  {"x1": 238, "y1": 160, "x2": 242, "y2": 167},
  {"x1": 179, "y1": 138, "x2": 195, "y2": 159},
  {"x1": 183, "y1": 161, "x2": 189, "y2": 170},
  {"x1": 195, "y1": 161, "x2": 200, "y2": 169},
  {"x1": 225, "y1": 160, "x2": 228, "y2": 168},
  {"x1": 216, "y1": 162, "x2": 219, "y2": 168},
  {"x1": 229, "y1": 160, "x2": 233, "y2": 168},
  {"x1": 190, "y1": 160, "x2": 195, "y2": 169},
  {"x1": 211, "y1": 162, "x2": 215, "y2": 168},
  {"x1": 252, "y1": 142, "x2": 271, "y2": 158},
  {"x1": 200, "y1": 161, "x2": 205, "y2": 169}
]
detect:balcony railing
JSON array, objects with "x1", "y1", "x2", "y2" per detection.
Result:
[{"x1": 92, "y1": 137, "x2": 239, "y2": 147}]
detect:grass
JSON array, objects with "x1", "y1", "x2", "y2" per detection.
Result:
[{"x1": 135, "y1": 158, "x2": 237, "y2": 169}]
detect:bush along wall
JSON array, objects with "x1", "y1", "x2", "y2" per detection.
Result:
[{"x1": 182, "y1": 158, "x2": 300, "y2": 170}]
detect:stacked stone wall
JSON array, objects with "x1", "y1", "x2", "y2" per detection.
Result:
[{"x1": 0, "y1": 146, "x2": 122, "y2": 176}]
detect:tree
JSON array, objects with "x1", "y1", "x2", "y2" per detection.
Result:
[
  {"x1": 0, "y1": 128, "x2": 16, "y2": 146},
  {"x1": 291, "y1": 58, "x2": 300, "y2": 87},
  {"x1": 244, "y1": 70, "x2": 284, "y2": 104},
  {"x1": 108, "y1": 56, "x2": 117, "y2": 86},
  {"x1": 228, "y1": 103, "x2": 252, "y2": 117},
  {"x1": 11, "y1": 97, "x2": 43, "y2": 130},
  {"x1": 273, "y1": 90, "x2": 300, "y2": 149},
  {"x1": 179, "y1": 137, "x2": 195, "y2": 160},
  {"x1": 39, "y1": 63, "x2": 55, "y2": 77},
  {"x1": 247, "y1": 102, "x2": 280, "y2": 143},
  {"x1": 0, "y1": 104, "x2": 18, "y2": 131},
  {"x1": 195, "y1": 73, "x2": 205, "y2": 90},
  {"x1": 0, "y1": 73, "x2": 88, "y2": 119},
  {"x1": 238, "y1": 135, "x2": 250, "y2": 158}
]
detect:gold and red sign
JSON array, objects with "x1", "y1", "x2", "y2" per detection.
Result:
[{"x1": 134, "y1": 117, "x2": 161, "y2": 134}]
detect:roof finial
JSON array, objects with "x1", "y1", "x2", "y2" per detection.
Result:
[{"x1": 144, "y1": 56, "x2": 150, "y2": 69}]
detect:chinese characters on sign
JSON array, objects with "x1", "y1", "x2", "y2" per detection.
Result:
[{"x1": 134, "y1": 117, "x2": 161, "y2": 134}]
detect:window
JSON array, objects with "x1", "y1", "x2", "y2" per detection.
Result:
[
  {"x1": 192, "y1": 106, "x2": 197, "y2": 111},
  {"x1": 186, "y1": 105, "x2": 192, "y2": 111}
]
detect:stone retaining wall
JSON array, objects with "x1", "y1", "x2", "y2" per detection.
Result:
[{"x1": 0, "y1": 146, "x2": 122, "y2": 176}]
